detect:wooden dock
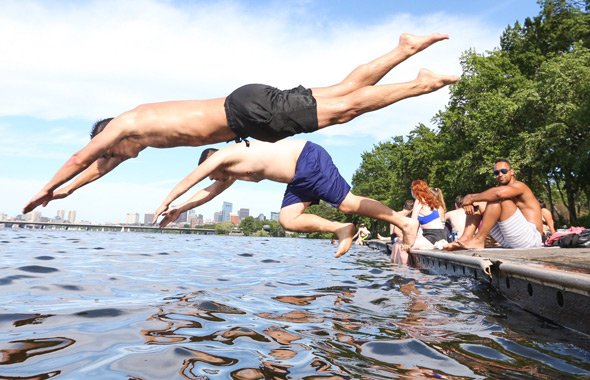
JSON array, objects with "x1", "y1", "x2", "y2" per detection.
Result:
[{"x1": 365, "y1": 240, "x2": 590, "y2": 335}]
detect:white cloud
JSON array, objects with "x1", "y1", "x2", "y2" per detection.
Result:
[
  {"x1": 0, "y1": 0, "x2": 500, "y2": 126},
  {"x1": 0, "y1": 0, "x2": 515, "y2": 222}
]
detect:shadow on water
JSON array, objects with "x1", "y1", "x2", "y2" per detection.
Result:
[{"x1": 0, "y1": 229, "x2": 588, "y2": 379}]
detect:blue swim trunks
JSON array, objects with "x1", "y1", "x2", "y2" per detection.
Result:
[{"x1": 281, "y1": 141, "x2": 351, "y2": 209}]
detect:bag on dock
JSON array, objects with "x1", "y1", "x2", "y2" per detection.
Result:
[{"x1": 556, "y1": 228, "x2": 590, "y2": 248}]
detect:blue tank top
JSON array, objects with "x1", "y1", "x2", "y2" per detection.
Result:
[{"x1": 418, "y1": 209, "x2": 440, "y2": 225}]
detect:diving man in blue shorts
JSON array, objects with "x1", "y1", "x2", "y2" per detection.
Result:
[
  {"x1": 153, "y1": 139, "x2": 419, "y2": 258},
  {"x1": 24, "y1": 33, "x2": 458, "y2": 214}
]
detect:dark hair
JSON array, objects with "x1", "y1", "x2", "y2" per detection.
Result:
[
  {"x1": 455, "y1": 195, "x2": 464, "y2": 208},
  {"x1": 198, "y1": 148, "x2": 218, "y2": 165},
  {"x1": 403, "y1": 199, "x2": 415, "y2": 210},
  {"x1": 494, "y1": 158, "x2": 511, "y2": 167},
  {"x1": 90, "y1": 118, "x2": 113, "y2": 138},
  {"x1": 537, "y1": 198, "x2": 546, "y2": 209}
]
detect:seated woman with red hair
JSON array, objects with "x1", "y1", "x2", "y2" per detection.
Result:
[{"x1": 411, "y1": 179, "x2": 447, "y2": 247}]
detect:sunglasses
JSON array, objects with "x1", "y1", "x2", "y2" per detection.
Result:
[{"x1": 493, "y1": 168, "x2": 509, "y2": 176}]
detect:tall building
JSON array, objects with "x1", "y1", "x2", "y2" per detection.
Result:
[
  {"x1": 222, "y1": 202, "x2": 232, "y2": 222},
  {"x1": 194, "y1": 214, "x2": 204, "y2": 226},
  {"x1": 256, "y1": 213, "x2": 266, "y2": 221},
  {"x1": 214, "y1": 211, "x2": 223, "y2": 223},
  {"x1": 175, "y1": 211, "x2": 188, "y2": 224},
  {"x1": 238, "y1": 208, "x2": 249, "y2": 220},
  {"x1": 230, "y1": 214, "x2": 240, "y2": 224},
  {"x1": 125, "y1": 212, "x2": 139, "y2": 225},
  {"x1": 144, "y1": 213, "x2": 155, "y2": 225},
  {"x1": 56, "y1": 209, "x2": 65, "y2": 221},
  {"x1": 67, "y1": 210, "x2": 77, "y2": 223},
  {"x1": 187, "y1": 211, "x2": 203, "y2": 227},
  {"x1": 27, "y1": 211, "x2": 42, "y2": 222},
  {"x1": 270, "y1": 212, "x2": 279, "y2": 221}
]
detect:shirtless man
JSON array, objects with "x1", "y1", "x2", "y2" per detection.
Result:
[
  {"x1": 23, "y1": 33, "x2": 459, "y2": 214},
  {"x1": 444, "y1": 195, "x2": 466, "y2": 238},
  {"x1": 446, "y1": 159, "x2": 543, "y2": 250},
  {"x1": 152, "y1": 139, "x2": 419, "y2": 258}
]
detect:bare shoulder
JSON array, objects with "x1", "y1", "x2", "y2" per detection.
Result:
[{"x1": 512, "y1": 180, "x2": 534, "y2": 194}]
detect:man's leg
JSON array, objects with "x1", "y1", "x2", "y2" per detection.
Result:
[
  {"x1": 315, "y1": 69, "x2": 459, "y2": 128},
  {"x1": 279, "y1": 202, "x2": 354, "y2": 258},
  {"x1": 312, "y1": 33, "x2": 449, "y2": 98},
  {"x1": 338, "y1": 192, "x2": 419, "y2": 250},
  {"x1": 451, "y1": 200, "x2": 517, "y2": 250},
  {"x1": 444, "y1": 213, "x2": 480, "y2": 250}
]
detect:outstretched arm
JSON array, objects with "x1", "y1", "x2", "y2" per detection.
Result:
[
  {"x1": 152, "y1": 151, "x2": 230, "y2": 223},
  {"x1": 41, "y1": 157, "x2": 126, "y2": 207},
  {"x1": 23, "y1": 128, "x2": 125, "y2": 213},
  {"x1": 156, "y1": 179, "x2": 235, "y2": 227}
]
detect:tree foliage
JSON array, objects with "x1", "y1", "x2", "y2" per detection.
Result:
[{"x1": 351, "y1": 0, "x2": 589, "y2": 225}]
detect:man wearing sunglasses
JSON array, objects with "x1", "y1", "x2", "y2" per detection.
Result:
[{"x1": 445, "y1": 159, "x2": 543, "y2": 250}]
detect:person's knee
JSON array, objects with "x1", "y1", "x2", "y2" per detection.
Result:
[
  {"x1": 337, "y1": 193, "x2": 358, "y2": 214},
  {"x1": 278, "y1": 211, "x2": 292, "y2": 227},
  {"x1": 317, "y1": 98, "x2": 359, "y2": 127}
]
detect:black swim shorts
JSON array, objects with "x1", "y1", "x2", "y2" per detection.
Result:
[{"x1": 224, "y1": 84, "x2": 319, "y2": 142}]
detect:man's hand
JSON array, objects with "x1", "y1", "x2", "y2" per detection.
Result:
[
  {"x1": 40, "y1": 188, "x2": 70, "y2": 207},
  {"x1": 152, "y1": 204, "x2": 169, "y2": 225},
  {"x1": 463, "y1": 204, "x2": 476, "y2": 215},
  {"x1": 23, "y1": 190, "x2": 53, "y2": 214},
  {"x1": 158, "y1": 207, "x2": 182, "y2": 228}
]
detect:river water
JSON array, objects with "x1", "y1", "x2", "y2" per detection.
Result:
[{"x1": 0, "y1": 229, "x2": 588, "y2": 379}]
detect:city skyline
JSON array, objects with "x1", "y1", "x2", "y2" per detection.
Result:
[
  {"x1": 1, "y1": 199, "x2": 274, "y2": 226},
  {"x1": 0, "y1": 1, "x2": 541, "y2": 223}
]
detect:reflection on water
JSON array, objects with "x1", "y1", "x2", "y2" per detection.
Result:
[{"x1": 0, "y1": 229, "x2": 589, "y2": 379}]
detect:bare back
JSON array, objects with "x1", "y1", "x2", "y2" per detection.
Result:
[
  {"x1": 216, "y1": 140, "x2": 307, "y2": 183},
  {"x1": 110, "y1": 97, "x2": 235, "y2": 148}
]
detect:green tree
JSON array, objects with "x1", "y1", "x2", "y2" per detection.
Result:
[
  {"x1": 214, "y1": 221, "x2": 234, "y2": 235},
  {"x1": 350, "y1": 0, "x2": 589, "y2": 225},
  {"x1": 239, "y1": 216, "x2": 260, "y2": 236}
]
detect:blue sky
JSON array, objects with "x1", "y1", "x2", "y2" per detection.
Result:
[{"x1": 0, "y1": 0, "x2": 541, "y2": 223}]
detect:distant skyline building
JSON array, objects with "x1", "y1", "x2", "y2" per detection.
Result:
[
  {"x1": 175, "y1": 211, "x2": 188, "y2": 224},
  {"x1": 222, "y1": 201, "x2": 232, "y2": 222},
  {"x1": 28, "y1": 211, "x2": 42, "y2": 222},
  {"x1": 238, "y1": 208, "x2": 249, "y2": 220},
  {"x1": 189, "y1": 213, "x2": 203, "y2": 226},
  {"x1": 270, "y1": 212, "x2": 279, "y2": 221},
  {"x1": 67, "y1": 210, "x2": 77, "y2": 223},
  {"x1": 144, "y1": 213, "x2": 155, "y2": 225},
  {"x1": 56, "y1": 209, "x2": 65, "y2": 221},
  {"x1": 230, "y1": 214, "x2": 240, "y2": 224},
  {"x1": 214, "y1": 211, "x2": 223, "y2": 223},
  {"x1": 256, "y1": 213, "x2": 266, "y2": 221},
  {"x1": 125, "y1": 212, "x2": 139, "y2": 225}
]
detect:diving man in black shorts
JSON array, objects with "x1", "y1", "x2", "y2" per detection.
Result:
[{"x1": 24, "y1": 33, "x2": 459, "y2": 214}]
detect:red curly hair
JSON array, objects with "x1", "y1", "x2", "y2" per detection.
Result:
[{"x1": 411, "y1": 180, "x2": 440, "y2": 210}]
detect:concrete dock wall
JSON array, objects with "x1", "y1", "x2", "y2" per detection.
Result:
[{"x1": 365, "y1": 240, "x2": 590, "y2": 335}]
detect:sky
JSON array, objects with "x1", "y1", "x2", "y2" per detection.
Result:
[{"x1": 0, "y1": 0, "x2": 542, "y2": 224}]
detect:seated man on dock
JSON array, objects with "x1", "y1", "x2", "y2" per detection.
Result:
[
  {"x1": 152, "y1": 139, "x2": 418, "y2": 258},
  {"x1": 445, "y1": 159, "x2": 543, "y2": 250},
  {"x1": 23, "y1": 33, "x2": 458, "y2": 215}
]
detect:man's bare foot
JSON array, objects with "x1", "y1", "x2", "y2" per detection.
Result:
[
  {"x1": 444, "y1": 241, "x2": 462, "y2": 251},
  {"x1": 334, "y1": 223, "x2": 355, "y2": 258},
  {"x1": 400, "y1": 217, "x2": 419, "y2": 251},
  {"x1": 399, "y1": 33, "x2": 449, "y2": 56},
  {"x1": 416, "y1": 68, "x2": 460, "y2": 92},
  {"x1": 445, "y1": 238, "x2": 485, "y2": 251}
]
